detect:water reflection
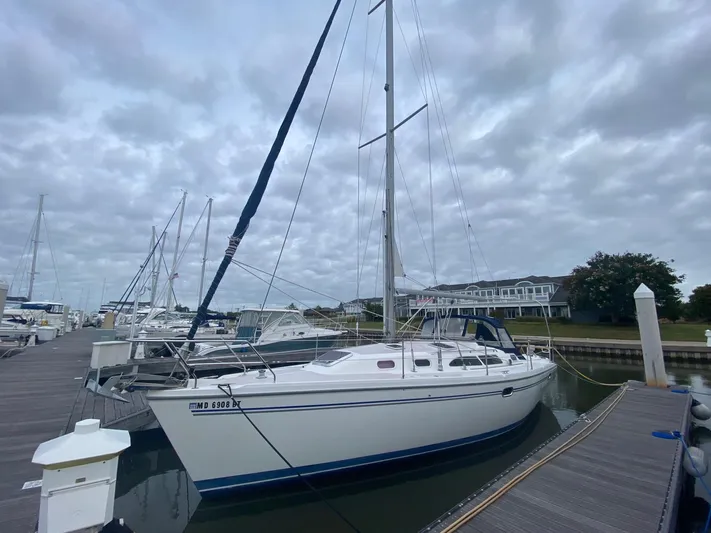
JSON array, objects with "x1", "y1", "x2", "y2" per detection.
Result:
[{"x1": 113, "y1": 360, "x2": 711, "y2": 533}]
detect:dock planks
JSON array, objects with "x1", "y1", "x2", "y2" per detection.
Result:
[
  {"x1": 421, "y1": 382, "x2": 692, "y2": 533},
  {"x1": 0, "y1": 328, "x2": 153, "y2": 533}
]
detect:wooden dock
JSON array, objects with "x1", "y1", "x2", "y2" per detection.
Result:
[
  {"x1": 0, "y1": 328, "x2": 153, "y2": 533},
  {"x1": 421, "y1": 382, "x2": 693, "y2": 533}
]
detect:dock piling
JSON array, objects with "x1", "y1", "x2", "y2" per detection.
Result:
[{"x1": 634, "y1": 283, "x2": 668, "y2": 388}]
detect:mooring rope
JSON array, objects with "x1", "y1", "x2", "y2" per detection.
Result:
[{"x1": 551, "y1": 347, "x2": 625, "y2": 387}]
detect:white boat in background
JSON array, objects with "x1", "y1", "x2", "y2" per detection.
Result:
[
  {"x1": 17, "y1": 301, "x2": 70, "y2": 336},
  {"x1": 143, "y1": 0, "x2": 556, "y2": 497},
  {"x1": 192, "y1": 308, "x2": 345, "y2": 359},
  {"x1": 0, "y1": 310, "x2": 34, "y2": 342}
]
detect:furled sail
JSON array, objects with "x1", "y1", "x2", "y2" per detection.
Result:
[{"x1": 393, "y1": 238, "x2": 404, "y2": 278}]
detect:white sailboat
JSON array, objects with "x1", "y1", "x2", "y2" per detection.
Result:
[{"x1": 145, "y1": 0, "x2": 556, "y2": 495}]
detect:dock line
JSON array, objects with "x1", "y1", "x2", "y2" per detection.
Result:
[
  {"x1": 439, "y1": 384, "x2": 630, "y2": 533},
  {"x1": 217, "y1": 383, "x2": 361, "y2": 533},
  {"x1": 553, "y1": 347, "x2": 625, "y2": 387}
]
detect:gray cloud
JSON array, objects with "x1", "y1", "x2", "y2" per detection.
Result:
[
  {"x1": 0, "y1": 30, "x2": 69, "y2": 115},
  {"x1": 1, "y1": 0, "x2": 710, "y2": 313}
]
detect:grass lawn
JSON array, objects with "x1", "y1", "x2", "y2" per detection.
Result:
[
  {"x1": 505, "y1": 321, "x2": 710, "y2": 342},
  {"x1": 351, "y1": 319, "x2": 710, "y2": 342}
]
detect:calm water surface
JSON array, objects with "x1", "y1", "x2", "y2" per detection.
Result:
[{"x1": 113, "y1": 359, "x2": 711, "y2": 533}]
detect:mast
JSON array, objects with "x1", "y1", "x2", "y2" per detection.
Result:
[
  {"x1": 100, "y1": 278, "x2": 106, "y2": 308},
  {"x1": 28, "y1": 194, "x2": 45, "y2": 301},
  {"x1": 198, "y1": 197, "x2": 213, "y2": 306},
  {"x1": 156, "y1": 231, "x2": 165, "y2": 307},
  {"x1": 166, "y1": 190, "x2": 187, "y2": 316},
  {"x1": 149, "y1": 226, "x2": 157, "y2": 308},
  {"x1": 382, "y1": 0, "x2": 396, "y2": 341}
]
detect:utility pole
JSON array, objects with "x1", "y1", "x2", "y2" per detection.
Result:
[{"x1": 28, "y1": 194, "x2": 45, "y2": 301}]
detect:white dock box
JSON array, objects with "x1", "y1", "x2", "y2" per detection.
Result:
[
  {"x1": 32, "y1": 419, "x2": 131, "y2": 533},
  {"x1": 90, "y1": 341, "x2": 131, "y2": 369}
]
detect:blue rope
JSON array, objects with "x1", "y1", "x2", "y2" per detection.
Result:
[{"x1": 652, "y1": 430, "x2": 711, "y2": 532}]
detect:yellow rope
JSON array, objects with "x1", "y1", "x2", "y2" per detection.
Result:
[
  {"x1": 551, "y1": 347, "x2": 625, "y2": 387},
  {"x1": 441, "y1": 385, "x2": 629, "y2": 532}
]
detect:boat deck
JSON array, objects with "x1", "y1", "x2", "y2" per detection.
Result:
[
  {"x1": 0, "y1": 328, "x2": 152, "y2": 533},
  {"x1": 421, "y1": 381, "x2": 692, "y2": 533}
]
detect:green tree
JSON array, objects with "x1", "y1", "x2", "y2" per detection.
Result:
[
  {"x1": 688, "y1": 284, "x2": 711, "y2": 321},
  {"x1": 365, "y1": 302, "x2": 383, "y2": 322},
  {"x1": 565, "y1": 252, "x2": 684, "y2": 323},
  {"x1": 285, "y1": 303, "x2": 298, "y2": 310},
  {"x1": 174, "y1": 304, "x2": 190, "y2": 313}
]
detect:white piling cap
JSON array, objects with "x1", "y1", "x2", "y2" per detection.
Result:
[
  {"x1": 633, "y1": 283, "x2": 655, "y2": 299},
  {"x1": 32, "y1": 418, "x2": 131, "y2": 467}
]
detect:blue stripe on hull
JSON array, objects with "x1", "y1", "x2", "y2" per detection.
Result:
[
  {"x1": 194, "y1": 416, "x2": 528, "y2": 494},
  {"x1": 190, "y1": 371, "x2": 554, "y2": 416}
]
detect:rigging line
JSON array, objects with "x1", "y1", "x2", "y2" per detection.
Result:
[
  {"x1": 394, "y1": 148, "x2": 435, "y2": 275},
  {"x1": 394, "y1": 175, "x2": 404, "y2": 273},
  {"x1": 41, "y1": 211, "x2": 63, "y2": 301},
  {"x1": 412, "y1": 0, "x2": 490, "y2": 282},
  {"x1": 258, "y1": 0, "x2": 359, "y2": 317},
  {"x1": 356, "y1": 0, "x2": 370, "y2": 308},
  {"x1": 113, "y1": 200, "x2": 181, "y2": 315},
  {"x1": 401, "y1": 273, "x2": 429, "y2": 289},
  {"x1": 394, "y1": 7, "x2": 426, "y2": 100},
  {"x1": 426, "y1": 97, "x2": 436, "y2": 286},
  {"x1": 410, "y1": 1, "x2": 476, "y2": 280},
  {"x1": 153, "y1": 243, "x2": 180, "y2": 310},
  {"x1": 9, "y1": 216, "x2": 36, "y2": 295},
  {"x1": 357, "y1": 0, "x2": 372, "y2": 143},
  {"x1": 187, "y1": 0, "x2": 346, "y2": 345},
  {"x1": 374, "y1": 208, "x2": 382, "y2": 297},
  {"x1": 238, "y1": 262, "x2": 420, "y2": 335},
  {"x1": 231, "y1": 261, "x2": 387, "y2": 340},
  {"x1": 357, "y1": 152, "x2": 386, "y2": 290},
  {"x1": 357, "y1": 12, "x2": 385, "y2": 272},
  {"x1": 218, "y1": 388, "x2": 361, "y2": 533},
  {"x1": 232, "y1": 258, "x2": 422, "y2": 334},
  {"x1": 233, "y1": 260, "x2": 349, "y2": 306},
  {"x1": 174, "y1": 202, "x2": 209, "y2": 273},
  {"x1": 358, "y1": 12, "x2": 386, "y2": 137}
]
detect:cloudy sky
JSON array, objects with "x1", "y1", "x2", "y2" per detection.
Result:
[{"x1": 1, "y1": 0, "x2": 709, "y2": 313}]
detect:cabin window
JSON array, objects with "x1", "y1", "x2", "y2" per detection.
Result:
[
  {"x1": 377, "y1": 360, "x2": 395, "y2": 369},
  {"x1": 313, "y1": 350, "x2": 350, "y2": 366},
  {"x1": 385, "y1": 343, "x2": 402, "y2": 349},
  {"x1": 450, "y1": 357, "x2": 483, "y2": 367},
  {"x1": 415, "y1": 359, "x2": 431, "y2": 367},
  {"x1": 431, "y1": 342, "x2": 455, "y2": 349},
  {"x1": 480, "y1": 356, "x2": 504, "y2": 365}
]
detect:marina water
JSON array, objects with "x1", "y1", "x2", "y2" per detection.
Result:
[{"x1": 113, "y1": 358, "x2": 711, "y2": 533}]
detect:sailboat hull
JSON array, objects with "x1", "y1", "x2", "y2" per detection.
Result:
[{"x1": 148, "y1": 367, "x2": 554, "y2": 494}]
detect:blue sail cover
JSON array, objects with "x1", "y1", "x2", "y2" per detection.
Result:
[{"x1": 186, "y1": 0, "x2": 344, "y2": 343}]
